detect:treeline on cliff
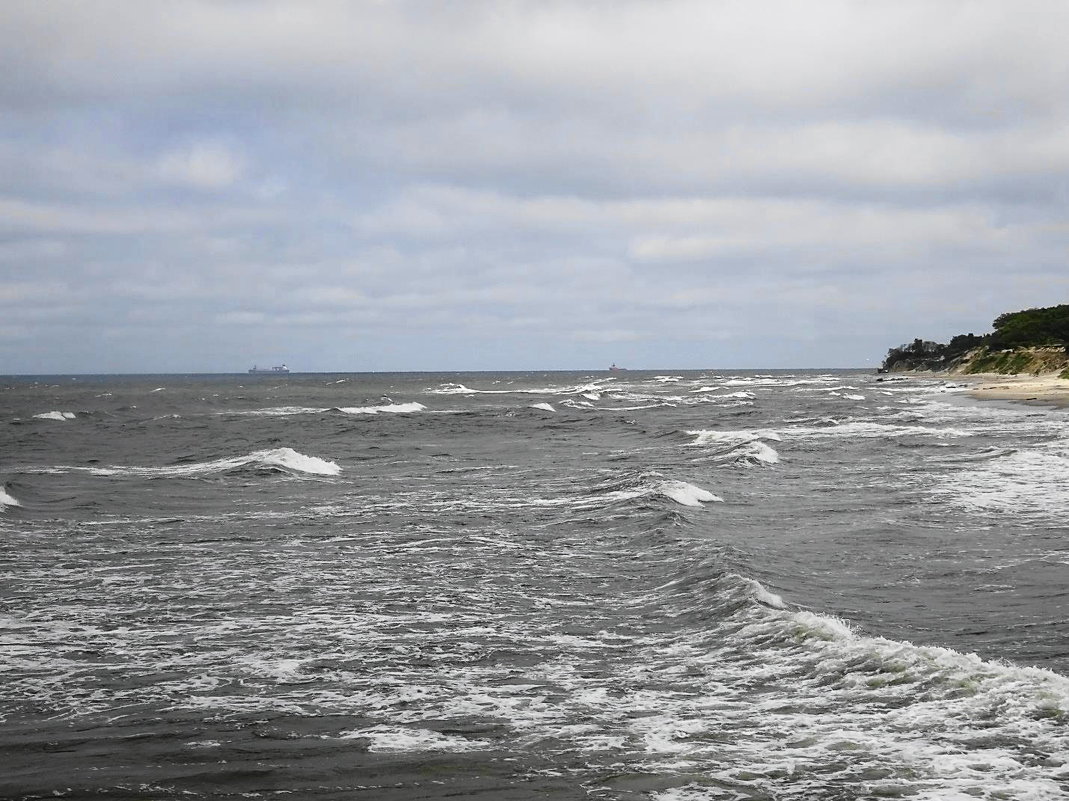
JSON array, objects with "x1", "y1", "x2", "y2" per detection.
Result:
[{"x1": 881, "y1": 304, "x2": 1069, "y2": 372}]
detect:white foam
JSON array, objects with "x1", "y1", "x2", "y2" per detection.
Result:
[
  {"x1": 427, "y1": 382, "x2": 479, "y2": 394},
  {"x1": 632, "y1": 581, "x2": 1069, "y2": 798},
  {"x1": 69, "y1": 447, "x2": 341, "y2": 478},
  {"x1": 33, "y1": 411, "x2": 76, "y2": 421},
  {"x1": 687, "y1": 429, "x2": 782, "y2": 446},
  {"x1": 739, "y1": 441, "x2": 780, "y2": 465},
  {"x1": 529, "y1": 403, "x2": 556, "y2": 412},
  {"x1": 720, "y1": 375, "x2": 838, "y2": 388},
  {"x1": 932, "y1": 443, "x2": 1069, "y2": 522},
  {"x1": 685, "y1": 430, "x2": 781, "y2": 466},
  {"x1": 785, "y1": 420, "x2": 971, "y2": 440},
  {"x1": 231, "y1": 402, "x2": 430, "y2": 417},
  {"x1": 342, "y1": 725, "x2": 489, "y2": 753},
  {"x1": 15, "y1": 539, "x2": 1066, "y2": 800},
  {"x1": 233, "y1": 406, "x2": 325, "y2": 417},
  {"x1": 427, "y1": 380, "x2": 616, "y2": 397},
  {"x1": 336, "y1": 402, "x2": 427, "y2": 415},
  {"x1": 748, "y1": 580, "x2": 786, "y2": 609},
  {"x1": 690, "y1": 389, "x2": 756, "y2": 400},
  {"x1": 255, "y1": 447, "x2": 341, "y2": 476},
  {"x1": 658, "y1": 480, "x2": 723, "y2": 507},
  {"x1": 585, "y1": 472, "x2": 724, "y2": 509},
  {"x1": 574, "y1": 382, "x2": 611, "y2": 396},
  {"x1": 0, "y1": 486, "x2": 21, "y2": 509}
]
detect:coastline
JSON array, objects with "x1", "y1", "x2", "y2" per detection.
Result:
[{"x1": 947, "y1": 371, "x2": 1069, "y2": 408}]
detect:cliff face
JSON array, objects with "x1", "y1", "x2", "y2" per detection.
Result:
[
  {"x1": 947, "y1": 346, "x2": 1069, "y2": 377},
  {"x1": 884, "y1": 346, "x2": 1069, "y2": 376},
  {"x1": 880, "y1": 304, "x2": 1069, "y2": 375}
]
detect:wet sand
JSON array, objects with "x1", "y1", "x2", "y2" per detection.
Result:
[{"x1": 956, "y1": 372, "x2": 1069, "y2": 407}]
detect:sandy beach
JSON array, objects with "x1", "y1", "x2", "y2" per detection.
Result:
[{"x1": 953, "y1": 372, "x2": 1069, "y2": 407}]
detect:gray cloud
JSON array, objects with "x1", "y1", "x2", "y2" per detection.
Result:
[{"x1": 2, "y1": 0, "x2": 1068, "y2": 372}]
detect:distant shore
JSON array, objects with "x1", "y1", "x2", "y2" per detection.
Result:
[{"x1": 950, "y1": 372, "x2": 1069, "y2": 408}]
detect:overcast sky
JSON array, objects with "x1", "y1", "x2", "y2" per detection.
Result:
[{"x1": 2, "y1": 0, "x2": 1068, "y2": 373}]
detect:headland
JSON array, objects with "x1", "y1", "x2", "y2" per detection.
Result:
[{"x1": 880, "y1": 304, "x2": 1069, "y2": 407}]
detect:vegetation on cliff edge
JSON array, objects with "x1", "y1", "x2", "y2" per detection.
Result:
[{"x1": 881, "y1": 304, "x2": 1069, "y2": 373}]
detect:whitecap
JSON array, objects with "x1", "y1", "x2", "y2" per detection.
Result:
[
  {"x1": 690, "y1": 389, "x2": 756, "y2": 400},
  {"x1": 426, "y1": 380, "x2": 615, "y2": 397},
  {"x1": 785, "y1": 420, "x2": 971, "y2": 440},
  {"x1": 931, "y1": 444, "x2": 1069, "y2": 522},
  {"x1": 0, "y1": 485, "x2": 21, "y2": 509},
  {"x1": 749, "y1": 580, "x2": 787, "y2": 609},
  {"x1": 691, "y1": 596, "x2": 1069, "y2": 798},
  {"x1": 426, "y1": 383, "x2": 478, "y2": 395},
  {"x1": 229, "y1": 406, "x2": 325, "y2": 417},
  {"x1": 341, "y1": 725, "x2": 488, "y2": 753},
  {"x1": 72, "y1": 447, "x2": 341, "y2": 479},
  {"x1": 33, "y1": 411, "x2": 76, "y2": 421},
  {"x1": 658, "y1": 480, "x2": 723, "y2": 507},
  {"x1": 584, "y1": 472, "x2": 723, "y2": 508},
  {"x1": 336, "y1": 402, "x2": 427, "y2": 415},
  {"x1": 685, "y1": 430, "x2": 781, "y2": 467},
  {"x1": 733, "y1": 441, "x2": 780, "y2": 465},
  {"x1": 687, "y1": 429, "x2": 782, "y2": 446},
  {"x1": 254, "y1": 447, "x2": 341, "y2": 476},
  {"x1": 529, "y1": 403, "x2": 556, "y2": 412}
]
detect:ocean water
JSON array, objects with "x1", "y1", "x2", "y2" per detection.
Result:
[{"x1": 1, "y1": 369, "x2": 1067, "y2": 800}]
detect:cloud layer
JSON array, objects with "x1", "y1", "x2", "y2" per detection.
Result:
[{"x1": 2, "y1": 0, "x2": 1068, "y2": 372}]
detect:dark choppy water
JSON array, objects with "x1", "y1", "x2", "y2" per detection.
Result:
[{"x1": 1, "y1": 370, "x2": 1067, "y2": 800}]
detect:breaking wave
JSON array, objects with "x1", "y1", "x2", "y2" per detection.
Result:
[
  {"x1": 689, "y1": 389, "x2": 756, "y2": 400},
  {"x1": 931, "y1": 443, "x2": 1069, "y2": 522},
  {"x1": 686, "y1": 430, "x2": 781, "y2": 465},
  {"x1": 0, "y1": 485, "x2": 21, "y2": 509},
  {"x1": 40, "y1": 448, "x2": 341, "y2": 479},
  {"x1": 33, "y1": 411, "x2": 76, "y2": 421},
  {"x1": 228, "y1": 403, "x2": 427, "y2": 417},
  {"x1": 335, "y1": 402, "x2": 427, "y2": 415},
  {"x1": 427, "y1": 381, "x2": 615, "y2": 397},
  {"x1": 658, "y1": 479, "x2": 724, "y2": 507},
  {"x1": 783, "y1": 420, "x2": 972, "y2": 440},
  {"x1": 585, "y1": 471, "x2": 723, "y2": 508},
  {"x1": 644, "y1": 572, "x2": 1069, "y2": 799}
]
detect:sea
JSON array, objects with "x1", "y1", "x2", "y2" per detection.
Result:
[{"x1": 1, "y1": 369, "x2": 1067, "y2": 800}]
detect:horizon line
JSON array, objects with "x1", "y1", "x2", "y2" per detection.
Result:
[{"x1": 2, "y1": 366, "x2": 875, "y2": 377}]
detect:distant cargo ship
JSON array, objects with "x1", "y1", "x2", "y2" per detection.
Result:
[
  {"x1": 609, "y1": 363, "x2": 627, "y2": 372},
  {"x1": 248, "y1": 364, "x2": 290, "y2": 374}
]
